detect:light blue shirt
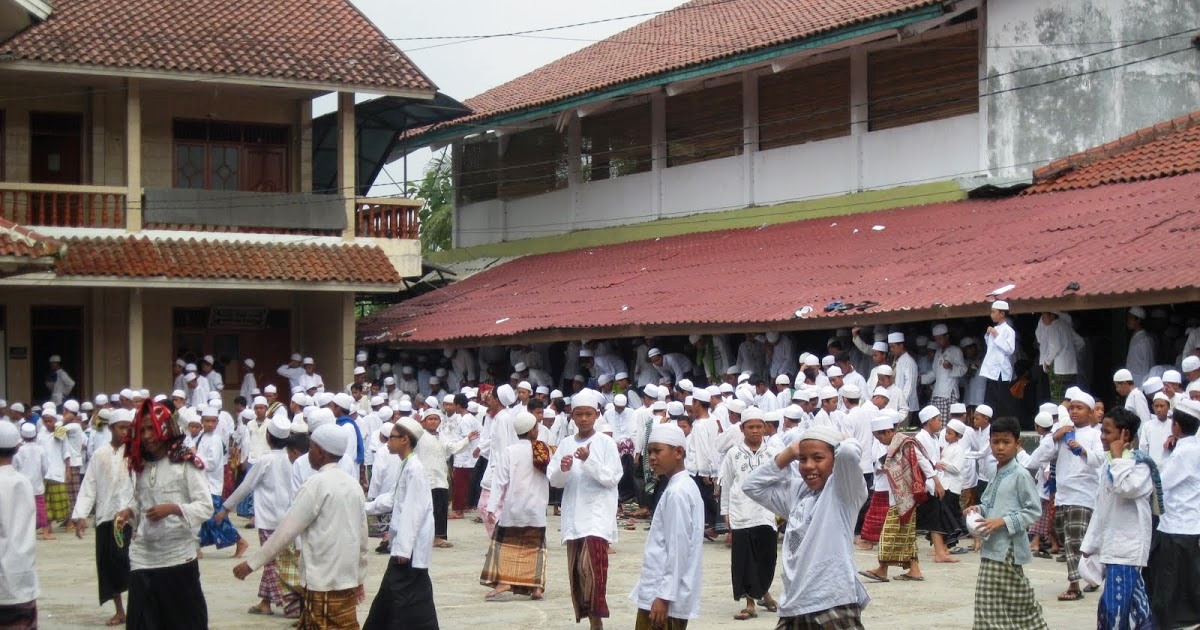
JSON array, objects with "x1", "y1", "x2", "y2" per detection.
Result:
[{"x1": 978, "y1": 458, "x2": 1041, "y2": 564}]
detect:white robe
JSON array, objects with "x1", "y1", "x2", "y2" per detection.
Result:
[
  {"x1": 0, "y1": 466, "x2": 38, "y2": 605},
  {"x1": 628, "y1": 470, "x2": 704, "y2": 620}
]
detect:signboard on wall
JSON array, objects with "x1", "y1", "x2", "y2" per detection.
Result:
[{"x1": 208, "y1": 306, "x2": 269, "y2": 329}]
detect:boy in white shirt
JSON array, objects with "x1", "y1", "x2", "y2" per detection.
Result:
[
  {"x1": 719, "y1": 412, "x2": 780, "y2": 619},
  {"x1": 1144, "y1": 399, "x2": 1200, "y2": 627},
  {"x1": 481, "y1": 411, "x2": 550, "y2": 600},
  {"x1": 12, "y1": 422, "x2": 52, "y2": 540},
  {"x1": 0, "y1": 422, "x2": 38, "y2": 628},
  {"x1": 195, "y1": 407, "x2": 249, "y2": 558}
]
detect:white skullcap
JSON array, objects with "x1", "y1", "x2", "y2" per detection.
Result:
[
  {"x1": 1070, "y1": 391, "x2": 1096, "y2": 409},
  {"x1": 495, "y1": 384, "x2": 516, "y2": 407},
  {"x1": 960, "y1": 336, "x2": 977, "y2": 348},
  {"x1": 826, "y1": 366, "x2": 844, "y2": 378},
  {"x1": 614, "y1": 394, "x2": 627, "y2": 407},
  {"x1": 766, "y1": 332, "x2": 781, "y2": 343},
  {"x1": 421, "y1": 396, "x2": 437, "y2": 410},
  {"x1": 1153, "y1": 392, "x2": 1171, "y2": 404},
  {"x1": 184, "y1": 373, "x2": 197, "y2": 383},
  {"x1": 800, "y1": 425, "x2": 842, "y2": 448},
  {"x1": 207, "y1": 391, "x2": 221, "y2": 401},
  {"x1": 572, "y1": 389, "x2": 602, "y2": 411},
  {"x1": 1177, "y1": 399, "x2": 1200, "y2": 418},
  {"x1": 677, "y1": 379, "x2": 693, "y2": 393},
  {"x1": 438, "y1": 394, "x2": 452, "y2": 405},
  {"x1": 683, "y1": 396, "x2": 693, "y2": 407},
  {"x1": 535, "y1": 386, "x2": 550, "y2": 395},
  {"x1": 264, "y1": 384, "x2": 278, "y2": 394},
  {"x1": 302, "y1": 357, "x2": 314, "y2": 365},
  {"x1": 311, "y1": 424, "x2": 347, "y2": 456},
  {"x1": 666, "y1": 401, "x2": 686, "y2": 417},
  {"x1": 887, "y1": 332, "x2": 905, "y2": 344},
  {"x1": 290, "y1": 353, "x2": 302, "y2": 362},
  {"x1": 1039, "y1": 402, "x2": 1059, "y2": 416},
  {"x1": 726, "y1": 365, "x2": 740, "y2": 375},
  {"x1": 378, "y1": 422, "x2": 395, "y2": 439},
  {"x1": 308, "y1": 408, "x2": 336, "y2": 431},
  {"x1": 331, "y1": 393, "x2": 354, "y2": 412},
  {"x1": 642, "y1": 384, "x2": 658, "y2": 398},
  {"x1": 869, "y1": 342, "x2": 886, "y2": 354},
  {"x1": 353, "y1": 366, "x2": 366, "y2": 376},
  {"x1": 543, "y1": 408, "x2": 556, "y2": 419},
  {"x1": 615, "y1": 372, "x2": 629, "y2": 381},
  {"x1": 775, "y1": 374, "x2": 791, "y2": 385},
  {"x1": 396, "y1": 417, "x2": 425, "y2": 443},
  {"x1": 1034, "y1": 412, "x2": 1055, "y2": 428},
  {"x1": 931, "y1": 323, "x2": 949, "y2": 337},
  {"x1": 512, "y1": 411, "x2": 537, "y2": 435},
  {"x1": 947, "y1": 418, "x2": 968, "y2": 436},
  {"x1": 9, "y1": 403, "x2": 24, "y2": 413},
  {"x1": 650, "y1": 401, "x2": 668, "y2": 412},
  {"x1": 63, "y1": 400, "x2": 80, "y2": 413},
  {"x1": 992, "y1": 300, "x2": 1010, "y2": 311},
  {"x1": 110, "y1": 409, "x2": 133, "y2": 425},
  {"x1": 185, "y1": 412, "x2": 203, "y2": 425},
  {"x1": 876, "y1": 365, "x2": 894, "y2": 377},
  {"x1": 782, "y1": 405, "x2": 804, "y2": 421},
  {"x1": 550, "y1": 389, "x2": 563, "y2": 399},
  {"x1": 949, "y1": 403, "x2": 968, "y2": 415},
  {"x1": 202, "y1": 405, "x2": 220, "y2": 418},
  {"x1": 94, "y1": 394, "x2": 109, "y2": 406},
  {"x1": 726, "y1": 400, "x2": 747, "y2": 415},
  {"x1": 1129, "y1": 306, "x2": 1147, "y2": 320},
  {"x1": 267, "y1": 415, "x2": 292, "y2": 439},
  {"x1": 579, "y1": 349, "x2": 594, "y2": 358},
  {"x1": 692, "y1": 389, "x2": 711, "y2": 403},
  {"x1": 688, "y1": 334, "x2": 701, "y2": 344},
  {"x1": 1113, "y1": 369, "x2": 1133, "y2": 383},
  {"x1": 467, "y1": 402, "x2": 480, "y2": 414},
  {"x1": 0, "y1": 422, "x2": 19, "y2": 448},
  {"x1": 240, "y1": 409, "x2": 257, "y2": 422},
  {"x1": 384, "y1": 376, "x2": 396, "y2": 385},
  {"x1": 918, "y1": 405, "x2": 941, "y2": 423},
  {"x1": 19, "y1": 422, "x2": 37, "y2": 440},
  {"x1": 402, "y1": 366, "x2": 414, "y2": 375},
  {"x1": 291, "y1": 392, "x2": 308, "y2": 405},
  {"x1": 797, "y1": 353, "x2": 816, "y2": 366},
  {"x1": 377, "y1": 405, "x2": 392, "y2": 418},
  {"x1": 1142, "y1": 377, "x2": 1164, "y2": 394},
  {"x1": 398, "y1": 400, "x2": 413, "y2": 412},
  {"x1": 872, "y1": 386, "x2": 892, "y2": 400},
  {"x1": 819, "y1": 386, "x2": 839, "y2": 400},
  {"x1": 976, "y1": 404, "x2": 994, "y2": 418},
  {"x1": 514, "y1": 361, "x2": 527, "y2": 372},
  {"x1": 252, "y1": 396, "x2": 269, "y2": 408},
  {"x1": 649, "y1": 422, "x2": 687, "y2": 448},
  {"x1": 517, "y1": 380, "x2": 533, "y2": 391},
  {"x1": 1183, "y1": 356, "x2": 1200, "y2": 372},
  {"x1": 870, "y1": 415, "x2": 896, "y2": 432},
  {"x1": 1164, "y1": 370, "x2": 1183, "y2": 384},
  {"x1": 737, "y1": 373, "x2": 750, "y2": 384},
  {"x1": 719, "y1": 383, "x2": 734, "y2": 394},
  {"x1": 791, "y1": 389, "x2": 807, "y2": 402},
  {"x1": 739, "y1": 406, "x2": 763, "y2": 422},
  {"x1": 821, "y1": 355, "x2": 835, "y2": 367}
]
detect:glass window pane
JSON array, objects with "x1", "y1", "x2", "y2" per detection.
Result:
[
  {"x1": 174, "y1": 144, "x2": 206, "y2": 188},
  {"x1": 211, "y1": 146, "x2": 240, "y2": 191}
]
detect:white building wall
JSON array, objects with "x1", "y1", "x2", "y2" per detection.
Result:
[
  {"x1": 660, "y1": 155, "x2": 745, "y2": 218},
  {"x1": 753, "y1": 136, "x2": 857, "y2": 205},
  {"x1": 861, "y1": 114, "x2": 980, "y2": 189}
]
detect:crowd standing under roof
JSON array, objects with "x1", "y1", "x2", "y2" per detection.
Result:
[{"x1": 2, "y1": 300, "x2": 1200, "y2": 628}]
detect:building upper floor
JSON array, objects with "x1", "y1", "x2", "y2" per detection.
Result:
[
  {"x1": 398, "y1": 0, "x2": 1200, "y2": 249},
  {"x1": 0, "y1": 0, "x2": 445, "y2": 242}
]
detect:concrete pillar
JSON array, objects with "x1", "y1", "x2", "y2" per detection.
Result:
[
  {"x1": 339, "y1": 292, "x2": 355, "y2": 390},
  {"x1": 650, "y1": 90, "x2": 667, "y2": 219},
  {"x1": 849, "y1": 47, "x2": 868, "y2": 191},
  {"x1": 298, "y1": 99, "x2": 313, "y2": 193},
  {"x1": 125, "y1": 79, "x2": 142, "y2": 232},
  {"x1": 128, "y1": 288, "x2": 143, "y2": 388},
  {"x1": 337, "y1": 92, "x2": 356, "y2": 240},
  {"x1": 566, "y1": 111, "x2": 582, "y2": 231},
  {"x1": 741, "y1": 71, "x2": 759, "y2": 207}
]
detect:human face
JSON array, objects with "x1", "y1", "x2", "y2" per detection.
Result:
[
  {"x1": 647, "y1": 442, "x2": 684, "y2": 476},
  {"x1": 990, "y1": 432, "x2": 1018, "y2": 466},
  {"x1": 202, "y1": 416, "x2": 218, "y2": 433},
  {"x1": 387, "y1": 430, "x2": 410, "y2": 455},
  {"x1": 945, "y1": 428, "x2": 960, "y2": 444},
  {"x1": 110, "y1": 422, "x2": 131, "y2": 444},
  {"x1": 741, "y1": 419, "x2": 764, "y2": 447},
  {"x1": 1114, "y1": 381, "x2": 1132, "y2": 397},
  {"x1": 1100, "y1": 417, "x2": 1132, "y2": 452},
  {"x1": 925, "y1": 416, "x2": 943, "y2": 433},
  {"x1": 878, "y1": 374, "x2": 894, "y2": 387},
  {"x1": 973, "y1": 411, "x2": 990, "y2": 429},
  {"x1": 421, "y1": 414, "x2": 441, "y2": 433},
  {"x1": 830, "y1": 376, "x2": 844, "y2": 389},
  {"x1": 871, "y1": 395, "x2": 889, "y2": 409},
  {"x1": 795, "y1": 440, "x2": 835, "y2": 491},
  {"x1": 872, "y1": 350, "x2": 887, "y2": 365},
  {"x1": 1153, "y1": 399, "x2": 1170, "y2": 419},
  {"x1": 990, "y1": 309, "x2": 1005, "y2": 324},
  {"x1": 187, "y1": 422, "x2": 202, "y2": 437},
  {"x1": 140, "y1": 422, "x2": 168, "y2": 460},
  {"x1": 872, "y1": 429, "x2": 894, "y2": 446},
  {"x1": 821, "y1": 398, "x2": 838, "y2": 413},
  {"x1": 676, "y1": 419, "x2": 691, "y2": 436},
  {"x1": 888, "y1": 342, "x2": 903, "y2": 356},
  {"x1": 1067, "y1": 400, "x2": 1092, "y2": 426},
  {"x1": 572, "y1": 406, "x2": 598, "y2": 435}
]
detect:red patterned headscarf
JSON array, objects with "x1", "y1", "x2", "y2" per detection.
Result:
[{"x1": 125, "y1": 399, "x2": 204, "y2": 473}]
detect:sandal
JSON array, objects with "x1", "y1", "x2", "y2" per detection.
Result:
[
  {"x1": 1083, "y1": 584, "x2": 1100, "y2": 593},
  {"x1": 858, "y1": 570, "x2": 890, "y2": 583},
  {"x1": 247, "y1": 606, "x2": 273, "y2": 616},
  {"x1": 894, "y1": 573, "x2": 925, "y2": 581},
  {"x1": 763, "y1": 598, "x2": 778, "y2": 613},
  {"x1": 1033, "y1": 550, "x2": 1052, "y2": 559},
  {"x1": 733, "y1": 608, "x2": 758, "y2": 620},
  {"x1": 1057, "y1": 590, "x2": 1084, "y2": 601},
  {"x1": 433, "y1": 540, "x2": 454, "y2": 548}
]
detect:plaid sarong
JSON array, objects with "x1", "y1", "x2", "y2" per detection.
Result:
[
  {"x1": 65, "y1": 465, "x2": 82, "y2": 517},
  {"x1": 33, "y1": 494, "x2": 49, "y2": 530},
  {"x1": 777, "y1": 604, "x2": 865, "y2": 630},
  {"x1": 276, "y1": 542, "x2": 303, "y2": 617},
  {"x1": 878, "y1": 506, "x2": 917, "y2": 568},
  {"x1": 480, "y1": 525, "x2": 547, "y2": 592},
  {"x1": 44, "y1": 480, "x2": 70, "y2": 522},
  {"x1": 974, "y1": 551, "x2": 1049, "y2": 629},
  {"x1": 931, "y1": 395, "x2": 956, "y2": 423},
  {"x1": 860, "y1": 491, "x2": 890, "y2": 543},
  {"x1": 1053, "y1": 505, "x2": 1092, "y2": 582},
  {"x1": 298, "y1": 588, "x2": 359, "y2": 630},
  {"x1": 566, "y1": 536, "x2": 610, "y2": 621},
  {"x1": 257, "y1": 529, "x2": 283, "y2": 606},
  {"x1": 1029, "y1": 498, "x2": 1055, "y2": 538}
]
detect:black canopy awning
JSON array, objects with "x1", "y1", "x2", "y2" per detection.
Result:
[{"x1": 312, "y1": 93, "x2": 470, "y2": 196}]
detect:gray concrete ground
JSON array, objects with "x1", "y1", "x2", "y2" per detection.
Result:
[{"x1": 35, "y1": 514, "x2": 1095, "y2": 629}]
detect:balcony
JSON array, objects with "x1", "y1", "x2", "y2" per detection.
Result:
[
  {"x1": 355, "y1": 197, "x2": 421, "y2": 240},
  {"x1": 0, "y1": 183, "x2": 127, "y2": 229}
]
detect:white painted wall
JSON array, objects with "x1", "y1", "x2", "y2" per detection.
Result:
[
  {"x1": 576, "y1": 170, "x2": 657, "y2": 229},
  {"x1": 457, "y1": 199, "x2": 504, "y2": 247},
  {"x1": 986, "y1": 0, "x2": 1200, "y2": 176},
  {"x1": 660, "y1": 155, "x2": 745, "y2": 218},
  {"x1": 753, "y1": 136, "x2": 857, "y2": 205},
  {"x1": 504, "y1": 187, "x2": 572, "y2": 240},
  {"x1": 861, "y1": 114, "x2": 980, "y2": 189}
]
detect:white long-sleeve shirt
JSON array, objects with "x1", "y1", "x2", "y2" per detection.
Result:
[
  {"x1": 687, "y1": 416, "x2": 719, "y2": 477},
  {"x1": 188, "y1": 378, "x2": 211, "y2": 409},
  {"x1": 71, "y1": 443, "x2": 131, "y2": 525},
  {"x1": 980, "y1": 321, "x2": 1016, "y2": 381},
  {"x1": 939, "y1": 441, "x2": 966, "y2": 494},
  {"x1": 122, "y1": 459, "x2": 213, "y2": 570},
  {"x1": 415, "y1": 430, "x2": 470, "y2": 490},
  {"x1": 743, "y1": 439, "x2": 869, "y2": 618},
  {"x1": 0, "y1": 466, "x2": 37, "y2": 605},
  {"x1": 768, "y1": 336, "x2": 796, "y2": 379},
  {"x1": 894, "y1": 353, "x2": 919, "y2": 413},
  {"x1": 249, "y1": 463, "x2": 368, "y2": 589},
  {"x1": 548, "y1": 431, "x2": 621, "y2": 543},
  {"x1": 491, "y1": 441, "x2": 550, "y2": 528},
  {"x1": 921, "y1": 345, "x2": 966, "y2": 400},
  {"x1": 1125, "y1": 390, "x2": 1152, "y2": 424},
  {"x1": 1031, "y1": 424, "x2": 1105, "y2": 509},
  {"x1": 719, "y1": 441, "x2": 779, "y2": 529},
  {"x1": 1158, "y1": 436, "x2": 1200, "y2": 535},
  {"x1": 1037, "y1": 317, "x2": 1079, "y2": 375},
  {"x1": 366, "y1": 454, "x2": 434, "y2": 569},
  {"x1": 654, "y1": 353, "x2": 694, "y2": 383},
  {"x1": 1127, "y1": 329, "x2": 1155, "y2": 387},
  {"x1": 367, "y1": 450, "x2": 400, "y2": 502},
  {"x1": 277, "y1": 364, "x2": 305, "y2": 390},
  {"x1": 1081, "y1": 455, "x2": 1153, "y2": 567},
  {"x1": 239, "y1": 372, "x2": 257, "y2": 401},
  {"x1": 223, "y1": 448, "x2": 294, "y2": 531},
  {"x1": 37, "y1": 428, "x2": 66, "y2": 483},
  {"x1": 12, "y1": 440, "x2": 49, "y2": 494},
  {"x1": 452, "y1": 413, "x2": 482, "y2": 469},
  {"x1": 195, "y1": 431, "x2": 226, "y2": 495},
  {"x1": 1138, "y1": 415, "x2": 1173, "y2": 463},
  {"x1": 628, "y1": 470, "x2": 704, "y2": 620},
  {"x1": 49, "y1": 368, "x2": 75, "y2": 404},
  {"x1": 844, "y1": 404, "x2": 878, "y2": 475}
]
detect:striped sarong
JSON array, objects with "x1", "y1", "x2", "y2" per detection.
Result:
[
  {"x1": 777, "y1": 604, "x2": 866, "y2": 630},
  {"x1": 65, "y1": 466, "x2": 82, "y2": 518},
  {"x1": 1029, "y1": 498, "x2": 1055, "y2": 538},
  {"x1": 480, "y1": 525, "x2": 547, "y2": 593},
  {"x1": 257, "y1": 529, "x2": 283, "y2": 606},
  {"x1": 45, "y1": 480, "x2": 70, "y2": 522},
  {"x1": 1053, "y1": 505, "x2": 1092, "y2": 582},
  {"x1": 34, "y1": 494, "x2": 49, "y2": 530},
  {"x1": 860, "y1": 491, "x2": 890, "y2": 543},
  {"x1": 974, "y1": 550, "x2": 1049, "y2": 629},
  {"x1": 298, "y1": 587, "x2": 359, "y2": 630},
  {"x1": 276, "y1": 542, "x2": 303, "y2": 617},
  {"x1": 877, "y1": 506, "x2": 917, "y2": 569},
  {"x1": 566, "y1": 536, "x2": 610, "y2": 621}
]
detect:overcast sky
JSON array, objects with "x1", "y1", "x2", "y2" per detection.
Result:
[{"x1": 327, "y1": 0, "x2": 683, "y2": 195}]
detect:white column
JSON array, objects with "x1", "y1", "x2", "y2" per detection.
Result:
[
  {"x1": 125, "y1": 79, "x2": 142, "y2": 232},
  {"x1": 128, "y1": 288, "x2": 143, "y2": 388},
  {"x1": 850, "y1": 47, "x2": 869, "y2": 192},
  {"x1": 650, "y1": 90, "x2": 667, "y2": 219},
  {"x1": 742, "y1": 71, "x2": 759, "y2": 207},
  {"x1": 337, "y1": 92, "x2": 356, "y2": 240},
  {"x1": 566, "y1": 111, "x2": 582, "y2": 231},
  {"x1": 298, "y1": 99, "x2": 313, "y2": 193}
]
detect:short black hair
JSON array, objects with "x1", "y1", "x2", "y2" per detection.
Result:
[
  {"x1": 835, "y1": 351, "x2": 851, "y2": 365},
  {"x1": 990, "y1": 417, "x2": 1022, "y2": 441},
  {"x1": 454, "y1": 394, "x2": 469, "y2": 408},
  {"x1": 1104, "y1": 406, "x2": 1141, "y2": 439},
  {"x1": 0, "y1": 446, "x2": 16, "y2": 458},
  {"x1": 267, "y1": 433, "x2": 289, "y2": 450},
  {"x1": 234, "y1": 396, "x2": 247, "y2": 407},
  {"x1": 350, "y1": 383, "x2": 362, "y2": 393},
  {"x1": 1174, "y1": 408, "x2": 1200, "y2": 436},
  {"x1": 694, "y1": 400, "x2": 709, "y2": 410},
  {"x1": 287, "y1": 433, "x2": 310, "y2": 453},
  {"x1": 526, "y1": 399, "x2": 546, "y2": 413},
  {"x1": 748, "y1": 375, "x2": 764, "y2": 387}
]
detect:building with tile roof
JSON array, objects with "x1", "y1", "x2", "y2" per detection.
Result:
[{"x1": 0, "y1": 0, "x2": 452, "y2": 403}]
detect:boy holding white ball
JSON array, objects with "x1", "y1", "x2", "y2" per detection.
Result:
[{"x1": 965, "y1": 417, "x2": 1048, "y2": 629}]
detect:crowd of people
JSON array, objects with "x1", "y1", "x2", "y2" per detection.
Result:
[{"x1": 1, "y1": 300, "x2": 1199, "y2": 629}]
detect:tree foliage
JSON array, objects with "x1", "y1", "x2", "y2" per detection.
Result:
[{"x1": 410, "y1": 152, "x2": 453, "y2": 254}]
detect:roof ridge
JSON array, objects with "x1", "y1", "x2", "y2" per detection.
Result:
[{"x1": 1030, "y1": 110, "x2": 1200, "y2": 186}]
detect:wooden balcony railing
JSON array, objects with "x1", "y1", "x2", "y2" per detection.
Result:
[
  {"x1": 355, "y1": 197, "x2": 421, "y2": 240},
  {"x1": 0, "y1": 183, "x2": 127, "y2": 229}
]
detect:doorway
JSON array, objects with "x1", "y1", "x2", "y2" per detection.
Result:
[{"x1": 30, "y1": 306, "x2": 84, "y2": 404}]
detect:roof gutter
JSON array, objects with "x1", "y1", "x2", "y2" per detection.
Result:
[{"x1": 398, "y1": 3, "x2": 947, "y2": 151}]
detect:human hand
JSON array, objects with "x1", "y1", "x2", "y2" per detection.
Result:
[
  {"x1": 73, "y1": 519, "x2": 87, "y2": 538},
  {"x1": 472, "y1": 448, "x2": 481, "y2": 457},
  {"x1": 1165, "y1": 436, "x2": 1178, "y2": 452},
  {"x1": 233, "y1": 562, "x2": 253, "y2": 580},
  {"x1": 560, "y1": 455, "x2": 574, "y2": 472},
  {"x1": 935, "y1": 462, "x2": 946, "y2": 471},
  {"x1": 574, "y1": 445, "x2": 590, "y2": 461},
  {"x1": 356, "y1": 584, "x2": 366, "y2": 604},
  {"x1": 979, "y1": 517, "x2": 1006, "y2": 535},
  {"x1": 114, "y1": 508, "x2": 134, "y2": 530},
  {"x1": 1108, "y1": 435, "x2": 1127, "y2": 459},
  {"x1": 1066, "y1": 439, "x2": 1081, "y2": 452},
  {"x1": 649, "y1": 598, "x2": 669, "y2": 627},
  {"x1": 1053, "y1": 426, "x2": 1072, "y2": 441},
  {"x1": 145, "y1": 504, "x2": 180, "y2": 522},
  {"x1": 469, "y1": 431, "x2": 480, "y2": 441},
  {"x1": 394, "y1": 556, "x2": 410, "y2": 564},
  {"x1": 934, "y1": 479, "x2": 945, "y2": 499}
]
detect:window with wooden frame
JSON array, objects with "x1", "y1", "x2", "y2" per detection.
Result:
[
  {"x1": 581, "y1": 102, "x2": 652, "y2": 181},
  {"x1": 498, "y1": 125, "x2": 568, "y2": 200},
  {"x1": 867, "y1": 29, "x2": 980, "y2": 132},
  {"x1": 666, "y1": 81, "x2": 743, "y2": 167},
  {"x1": 458, "y1": 138, "x2": 500, "y2": 205},
  {"x1": 758, "y1": 57, "x2": 852, "y2": 151},
  {"x1": 173, "y1": 120, "x2": 290, "y2": 192}
]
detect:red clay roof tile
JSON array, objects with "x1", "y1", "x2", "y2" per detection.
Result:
[
  {"x1": 0, "y1": 0, "x2": 435, "y2": 92},
  {"x1": 55, "y1": 236, "x2": 402, "y2": 285},
  {"x1": 359, "y1": 171, "x2": 1200, "y2": 346},
  {"x1": 0, "y1": 218, "x2": 65, "y2": 259}
]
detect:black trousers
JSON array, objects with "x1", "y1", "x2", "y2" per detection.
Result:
[
  {"x1": 984, "y1": 377, "x2": 1017, "y2": 419},
  {"x1": 126, "y1": 560, "x2": 207, "y2": 630},
  {"x1": 364, "y1": 559, "x2": 439, "y2": 630},
  {"x1": 854, "y1": 474, "x2": 873, "y2": 535},
  {"x1": 618, "y1": 454, "x2": 637, "y2": 504},
  {"x1": 691, "y1": 475, "x2": 718, "y2": 528},
  {"x1": 469, "y1": 456, "x2": 488, "y2": 508},
  {"x1": 432, "y1": 488, "x2": 449, "y2": 539},
  {"x1": 95, "y1": 521, "x2": 132, "y2": 604}
]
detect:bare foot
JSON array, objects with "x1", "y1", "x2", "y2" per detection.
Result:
[
  {"x1": 531, "y1": 588, "x2": 544, "y2": 600},
  {"x1": 234, "y1": 539, "x2": 250, "y2": 558},
  {"x1": 39, "y1": 533, "x2": 57, "y2": 541},
  {"x1": 854, "y1": 540, "x2": 874, "y2": 550},
  {"x1": 934, "y1": 556, "x2": 960, "y2": 563},
  {"x1": 105, "y1": 613, "x2": 126, "y2": 626},
  {"x1": 484, "y1": 585, "x2": 512, "y2": 600}
]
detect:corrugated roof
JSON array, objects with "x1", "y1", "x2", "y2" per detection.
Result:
[
  {"x1": 0, "y1": 0, "x2": 435, "y2": 92},
  {"x1": 359, "y1": 171, "x2": 1200, "y2": 346},
  {"x1": 55, "y1": 235, "x2": 402, "y2": 285},
  {"x1": 407, "y1": 0, "x2": 942, "y2": 141},
  {"x1": 1025, "y1": 110, "x2": 1200, "y2": 194}
]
